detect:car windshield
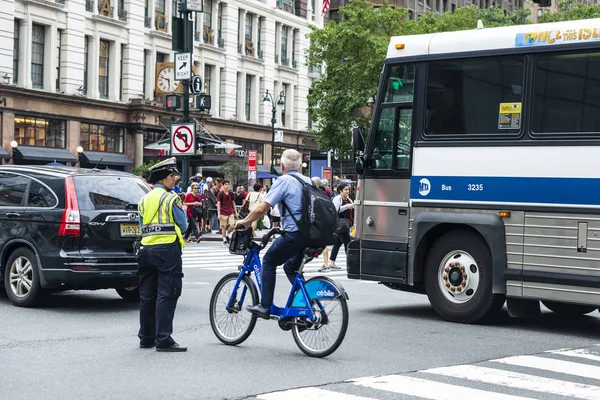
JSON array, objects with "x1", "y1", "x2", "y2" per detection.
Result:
[{"x1": 74, "y1": 175, "x2": 149, "y2": 211}]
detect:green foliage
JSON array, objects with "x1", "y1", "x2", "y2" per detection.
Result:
[
  {"x1": 132, "y1": 160, "x2": 158, "y2": 177},
  {"x1": 219, "y1": 160, "x2": 247, "y2": 188},
  {"x1": 539, "y1": 0, "x2": 600, "y2": 22}
]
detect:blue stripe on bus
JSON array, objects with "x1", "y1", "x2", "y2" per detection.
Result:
[{"x1": 410, "y1": 176, "x2": 600, "y2": 206}]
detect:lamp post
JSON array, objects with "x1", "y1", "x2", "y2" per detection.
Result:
[{"x1": 263, "y1": 90, "x2": 286, "y2": 175}]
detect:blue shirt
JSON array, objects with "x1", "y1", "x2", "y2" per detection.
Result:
[
  {"x1": 138, "y1": 184, "x2": 187, "y2": 232},
  {"x1": 172, "y1": 185, "x2": 181, "y2": 194},
  {"x1": 264, "y1": 171, "x2": 311, "y2": 232}
]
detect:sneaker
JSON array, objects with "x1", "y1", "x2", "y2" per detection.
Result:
[
  {"x1": 329, "y1": 264, "x2": 342, "y2": 270},
  {"x1": 222, "y1": 240, "x2": 228, "y2": 247},
  {"x1": 318, "y1": 265, "x2": 330, "y2": 272},
  {"x1": 226, "y1": 236, "x2": 230, "y2": 244}
]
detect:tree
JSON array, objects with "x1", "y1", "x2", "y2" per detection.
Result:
[
  {"x1": 132, "y1": 160, "x2": 158, "y2": 178},
  {"x1": 219, "y1": 160, "x2": 248, "y2": 188},
  {"x1": 306, "y1": 1, "x2": 530, "y2": 153}
]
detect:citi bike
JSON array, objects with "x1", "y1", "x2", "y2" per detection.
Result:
[{"x1": 209, "y1": 228, "x2": 349, "y2": 358}]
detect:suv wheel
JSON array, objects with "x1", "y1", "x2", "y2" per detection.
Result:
[
  {"x1": 116, "y1": 286, "x2": 139, "y2": 302},
  {"x1": 4, "y1": 248, "x2": 44, "y2": 307}
]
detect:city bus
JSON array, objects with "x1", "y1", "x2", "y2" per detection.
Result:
[{"x1": 348, "y1": 17, "x2": 600, "y2": 323}]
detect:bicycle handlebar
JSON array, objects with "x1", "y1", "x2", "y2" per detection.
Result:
[{"x1": 260, "y1": 228, "x2": 284, "y2": 249}]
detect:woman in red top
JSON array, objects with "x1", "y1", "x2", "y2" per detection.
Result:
[{"x1": 183, "y1": 183, "x2": 203, "y2": 243}]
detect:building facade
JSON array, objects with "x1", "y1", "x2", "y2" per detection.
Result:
[
  {"x1": 0, "y1": 0, "x2": 323, "y2": 173},
  {"x1": 527, "y1": 0, "x2": 599, "y2": 23}
]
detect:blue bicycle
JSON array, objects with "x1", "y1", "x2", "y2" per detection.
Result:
[{"x1": 209, "y1": 228, "x2": 349, "y2": 358}]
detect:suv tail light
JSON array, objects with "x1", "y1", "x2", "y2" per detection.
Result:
[{"x1": 59, "y1": 177, "x2": 81, "y2": 236}]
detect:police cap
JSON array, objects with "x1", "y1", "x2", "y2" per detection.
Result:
[{"x1": 147, "y1": 157, "x2": 180, "y2": 184}]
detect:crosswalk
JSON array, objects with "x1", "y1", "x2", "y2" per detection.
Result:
[
  {"x1": 182, "y1": 240, "x2": 349, "y2": 280},
  {"x1": 253, "y1": 345, "x2": 600, "y2": 399}
]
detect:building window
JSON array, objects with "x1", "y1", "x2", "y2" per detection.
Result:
[
  {"x1": 56, "y1": 29, "x2": 62, "y2": 92},
  {"x1": 281, "y1": 85, "x2": 288, "y2": 127},
  {"x1": 172, "y1": 0, "x2": 178, "y2": 17},
  {"x1": 245, "y1": 75, "x2": 252, "y2": 121},
  {"x1": 257, "y1": 17, "x2": 262, "y2": 54},
  {"x1": 13, "y1": 20, "x2": 19, "y2": 85},
  {"x1": 245, "y1": 13, "x2": 253, "y2": 42},
  {"x1": 281, "y1": 26, "x2": 288, "y2": 62},
  {"x1": 273, "y1": 145, "x2": 287, "y2": 166},
  {"x1": 143, "y1": 131, "x2": 165, "y2": 148},
  {"x1": 425, "y1": 56, "x2": 524, "y2": 135},
  {"x1": 156, "y1": 0, "x2": 165, "y2": 13},
  {"x1": 156, "y1": 52, "x2": 166, "y2": 63},
  {"x1": 80, "y1": 124, "x2": 124, "y2": 152},
  {"x1": 234, "y1": 140, "x2": 263, "y2": 164},
  {"x1": 83, "y1": 36, "x2": 89, "y2": 94},
  {"x1": 217, "y1": 3, "x2": 222, "y2": 41},
  {"x1": 143, "y1": 50, "x2": 147, "y2": 98},
  {"x1": 204, "y1": 65, "x2": 212, "y2": 95},
  {"x1": 291, "y1": 30, "x2": 296, "y2": 65},
  {"x1": 119, "y1": 45, "x2": 125, "y2": 101},
  {"x1": 204, "y1": 0, "x2": 212, "y2": 32},
  {"x1": 14, "y1": 116, "x2": 66, "y2": 148},
  {"x1": 99, "y1": 40, "x2": 110, "y2": 99},
  {"x1": 31, "y1": 24, "x2": 45, "y2": 89}
]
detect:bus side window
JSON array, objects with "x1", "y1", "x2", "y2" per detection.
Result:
[
  {"x1": 397, "y1": 109, "x2": 413, "y2": 170},
  {"x1": 371, "y1": 107, "x2": 395, "y2": 169}
]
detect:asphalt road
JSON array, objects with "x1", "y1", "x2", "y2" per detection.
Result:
[{"x1": 1, "y1": 241, "x2": 599, "y2": 400}]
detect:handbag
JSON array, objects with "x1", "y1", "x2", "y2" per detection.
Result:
[{"x1": 335, "y1": 217, "x2": 350, "y2": 234}]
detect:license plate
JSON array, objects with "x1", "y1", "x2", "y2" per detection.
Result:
[{"x1": 120, "y1": 223, "x2": 141, "y2": 237}]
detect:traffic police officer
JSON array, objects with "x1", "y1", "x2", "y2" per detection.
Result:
[{"x1": 137, "y1": 157, "x2": 188, "y2": 352}]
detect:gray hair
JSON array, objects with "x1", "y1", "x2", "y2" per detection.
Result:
[
  {"x1": 281, "y1": 149, "x2": 302, "y2": 171},
  {"x1": 311, "y1": 176, "x2": 323, "y2": 187}
]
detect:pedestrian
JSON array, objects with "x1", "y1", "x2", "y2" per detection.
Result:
[
  {"x1": 136, "y1": 157, "x2": 187, "y2": 352},
  {"x1": 329, "y1": 184, "x2": 355, "y2": 270},
  {"x1": 172, "y1": 175, "x2": 182, "y2": 194},
  {"x1": 322, "y1": 178, "x2": 334, "y2": 199},
  {"x1": 312, "y1": 177, "x2": 331, "y2": 272},
  {"x1": 217, "y1": 180, "x2": 236, "y2": 246},
  {"x1": 204, "y1": 179, "x2": 218, "y2": 234},
  {"x1": 236, "y1": 149, "x2": 317, "y2": 319},
  {"x1": 183, "y1": 182, "x2": 203, "y2": 243},
  {"x1": 243, "y1": 183, "x2": 265, "y2": 234},
  {"x1": 234, "y1": 185, "x2": 246, "y2": 218},
  {"x1": 186, "y1": 176, "x2": 198, "y2": 193}
]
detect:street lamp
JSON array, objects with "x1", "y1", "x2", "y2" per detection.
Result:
[{"x1": 264, "y1": 89, "x2": 286, "y2": 175}]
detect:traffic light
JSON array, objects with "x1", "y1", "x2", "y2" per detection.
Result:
[{"x1": 166, "y1": 94, "x2": 181, "y2": 111}]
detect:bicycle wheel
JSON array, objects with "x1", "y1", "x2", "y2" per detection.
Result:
[
  {"x1": 209, "y1": 272, "x2": 259, "y2": 346},
  {"x1": 292, "y1": 295, "x2": 349, "y2": 358}
]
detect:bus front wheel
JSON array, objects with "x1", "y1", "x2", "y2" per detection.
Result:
[{"x1": 424, "y1": 230, "x2": 505, "y2": 324}]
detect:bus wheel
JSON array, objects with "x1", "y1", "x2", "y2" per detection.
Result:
[
  {"x1": 542, "y1": 301, "x2": 597, "y2": 316},
  {"x1": 424, "y1": 230, "x2": 505, "y2": 324}
]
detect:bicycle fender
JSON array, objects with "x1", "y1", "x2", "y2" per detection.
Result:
[{"x1": 291, "y1": 276, "x2": 349, "y2": 308}]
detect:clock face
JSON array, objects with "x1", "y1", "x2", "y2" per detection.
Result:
[{"x1": 157, "y1": 67, "x2": 180, "y2": 93}]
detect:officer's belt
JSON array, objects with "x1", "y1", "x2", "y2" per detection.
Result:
[{"x1": 141, "y1": 224, "x2": 176, "y2": 236}]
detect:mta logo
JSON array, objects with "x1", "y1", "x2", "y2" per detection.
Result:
[{"x1": 419, "y1": 178, "x2": 431, "y2": 196}]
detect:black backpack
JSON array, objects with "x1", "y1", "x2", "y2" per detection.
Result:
[{"x1": 281, "y1": 174, "x2": 338, "y2": 245}]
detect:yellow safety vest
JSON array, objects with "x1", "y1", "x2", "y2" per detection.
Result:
[{"x1": 138, "y1": 187, "x2": 185, "y2": 248}]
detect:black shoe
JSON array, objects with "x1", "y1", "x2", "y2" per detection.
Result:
[
  {"x1": 246, "y1": 304, "x2": 270, "y2": 319},
  {"x1": 156, "y1": 343, "x2": 187, "y2": 352},
  {"x1": 139, "y1": 342, "x2": 155, "y2": 349}
]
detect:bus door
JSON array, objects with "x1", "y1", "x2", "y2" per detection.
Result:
[{"x1": 358, "y1": 64, "x2": 415, "y2": 281}]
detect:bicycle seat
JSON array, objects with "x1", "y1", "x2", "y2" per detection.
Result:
[{"x1": 303, "y1": 247, "x2": 324, "y2": 258}]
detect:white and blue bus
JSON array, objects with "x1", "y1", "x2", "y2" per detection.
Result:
[{"x1": 349, "y1": 17, "x2": 600, "y2": 323}]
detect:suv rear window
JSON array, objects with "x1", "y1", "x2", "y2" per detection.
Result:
[{"x1": 74, "y1": 175, "x2": 149, "y2": 211}]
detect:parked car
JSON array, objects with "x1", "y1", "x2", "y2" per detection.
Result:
[{"x1": 0, "y1": 165, "x2": 150, "y2": 307}]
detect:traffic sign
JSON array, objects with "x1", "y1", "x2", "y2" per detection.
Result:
[
  {"x1": 174, "y1": 52, "x2": 191, "y2": 81},
  {"x1": 170, "y1": 123, "x2": 196, "y2": 156},
  {"x1": 190, "y1": 75, "x2": 203, "y2": 94},
  {"x1": 196, "y1": 94, "x2": 211, "y2": 111}
]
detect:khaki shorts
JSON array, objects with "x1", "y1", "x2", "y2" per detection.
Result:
[{"x1": 219, "y1": 214, "x2": 235, "y2": 228}]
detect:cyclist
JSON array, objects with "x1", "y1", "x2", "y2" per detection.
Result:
[{"x1": 236, "y1": 149, "x2": 315, "y2": 319}]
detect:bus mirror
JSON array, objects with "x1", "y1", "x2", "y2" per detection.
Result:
[
  {"x1": 355, "y1": 156, "x2": 365, "y2": 175},
  {"x1": 351, "y1": 127, "x2": 365, "y2": 151}
]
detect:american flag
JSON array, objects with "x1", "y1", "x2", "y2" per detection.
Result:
[{"x1": 322, "y1": 0, "x2": 330, "y2": 14}]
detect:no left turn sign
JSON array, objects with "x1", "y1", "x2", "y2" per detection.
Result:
[{"x1": 170, "y1": 123, "x2": 196, "y2": 156}]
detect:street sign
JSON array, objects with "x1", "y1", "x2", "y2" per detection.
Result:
[
  {"x1": 170, "y1": 123, "x2": 196, "y2": 156},
  {"x1": 184, "y1": 0, "x2": 204, "y2": 12},
  {"x1": 274, "y1": 130, "x2": 284, "y2": 143},
  {"x1": 190, "y1": 75, "x2": 203, "y2": 94},
  {"x1": 174, "y1": 52, "x2": 191, "y2": 81},
  {"x1": 196, "y1": 94, "x2": 211, "y2": 111}
]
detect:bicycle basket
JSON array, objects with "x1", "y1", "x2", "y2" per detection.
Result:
[{"x1": 229, "y1": 230, "x2": 251, "y2": 255}]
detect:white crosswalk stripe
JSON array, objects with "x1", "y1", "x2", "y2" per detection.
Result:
[
  {"x1": 181, "y1": 241, "x2": 349, "y2": 279},
  {"x1": 252, "y1": 345, "x2": 600, "y2": 400}
]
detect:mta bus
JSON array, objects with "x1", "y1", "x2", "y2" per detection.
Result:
[{"x1": 348, "y1": 18, "x2": 600, "y2": 323}]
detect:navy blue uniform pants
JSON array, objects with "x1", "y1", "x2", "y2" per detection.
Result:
[
  {"x1": 260, "y1": 230, "x2": 315, "y2": 308},
  {"x1": 136, "y1": 241, "x2": 183, "y2": 347}
]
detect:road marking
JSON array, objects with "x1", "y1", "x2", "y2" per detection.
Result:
[
  {"x1": 258, "y1": 387, "x2": 376, "y2": 400},
  {"x1": 548, "y1": 348, "x2": 600, "y2": 363},
  {"x1": 350, "y1": 375, "x2": 535, "y2": 400},
  {"x1": 492, "y1": 355, "x2": 600, "y2": 380},
  {"x1": 424, "y1": 364, "x2": 600, "y2": 399}
]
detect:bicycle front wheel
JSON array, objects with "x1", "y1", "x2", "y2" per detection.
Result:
[
  {"x1": 209, "y1": 272, "x2": 259, "y2": 346},
  {"x1": 292, "y1": 295, "x2": 349, "y2": 358}
]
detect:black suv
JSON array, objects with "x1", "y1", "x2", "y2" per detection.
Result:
[{"x1": 0, "y1": 165, "x2": 149, "y2": 307}]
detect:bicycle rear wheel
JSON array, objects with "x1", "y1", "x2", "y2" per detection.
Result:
[
  {"x1": 209, "y1": 272, "x2": 259, "y2": 346},
  {"x1": 292, "y1": 296, "x2": 349, "y2": 358}
]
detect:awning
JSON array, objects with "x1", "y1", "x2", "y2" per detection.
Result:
[
  {"x1": 257, "y1": 171, "x2": 278, "y2": 179},
  {"x1": 0, "y1": 147, "x2": 8, "y2": 159},
  {"x1": 13, "y1": 146, "x2": 77, "y2": 163},
  {"x1": 257, "y1": 165, "x2": 281, "y2": 175},
  {"x1": 80, "y1": 151, "x2": 134, "y2": 166},
  {"x1": 144, "y1": 138, "x2": 242, "y2": 151}
]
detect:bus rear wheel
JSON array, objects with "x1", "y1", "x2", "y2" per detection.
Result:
[
  {"x1": 542, "y1": 301, "x2": 597, "y2": 317},
  {"x1": 424, "y1": 230, "x2": 505, "y2": 324}
]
